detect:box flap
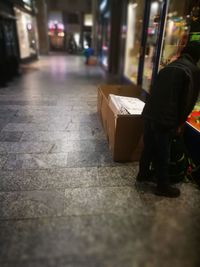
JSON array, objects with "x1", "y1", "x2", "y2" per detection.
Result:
[{"x1": 98, "y1": 84, "x2": 141, "y2": 99}]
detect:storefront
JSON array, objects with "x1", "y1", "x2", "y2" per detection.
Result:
[
  {"x1": 14, "y1": 0, "x2": 38, "y2": 61},
  {"x1": 83, "y1": 14, "x2": 93, "y2": 49},
  {"x1": 0, "y1": 0, "x2": 19, "y2": 85},
  {"x1": 97, "y1": 0, "x2": 111, "y2": 69},
  {"x1": 185, "y1": 97, "x2": 200, "y2": 166},
  {"x1": 123, "y1": 0, "x2": 145, "y2": 84},
  {"x1": 123, "y1": 0, "x2": 200, "y2": 92},
  {"x1": 97, "y1": 0, "x2": 123, "y2": 73},
  {"x1": 122, "y1": 0, "x2": 200, "y2": 165},
  {"x1": 48, "y1": 21, "x2": 65, "y2": 51}
]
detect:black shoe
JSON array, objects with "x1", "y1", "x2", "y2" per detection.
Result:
[
  {"x1": 155, "y1": 185, "x2": 180, "y2": 198},
  {"x1": 136, "y1": 170, "x2": 156, "y2": 183}
]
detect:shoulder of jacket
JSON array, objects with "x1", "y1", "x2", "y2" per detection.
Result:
[{"x1": 160, "y1": 64, "x2": 186, "y2": 76}]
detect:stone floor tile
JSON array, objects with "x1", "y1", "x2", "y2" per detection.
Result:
[
  {"x1": 0, "y1": 100, "x2": 56, "y2": 106},
  {"x1": 0, "y1": 167, "x2": 98, "y2": 191},
  {"x1": 51, "y1": 139, "x2": 108, "y2": 153},
  {"x1": 64, "y1": 186, "x2": 142, "y2": 216},
  {"x1": 0, "y1": 110, "x2": 17, "y2": 119},
  {"x1": 0, "y1": 119, "x2": 11, "y2": 131},
  {"x1": 2, "y1": 123, "x2": 67, "y2": 132},
  {"x1": 0, "y1": 259, "x2": 102, "y2": 267},
  {"x1": 0, "y1": 155, "x2": 9, "y2": 169},
  {"x1": 0, "y1": 55, "x2": 199, "y2": 267},
  {"x1": 3, "y1": 153, "x2": 69, "y2": 170},
  {"x1": 97, "y1": 166, "x2": 138, "y2": 187},
  {"x1": 0, "y1": 131, "x2": 23, "y2": 142},
  {"x1": 8, "y1": 115, "x2": 34, "y2": 123},
  {"x1": 0, "y1": 215, "x2": 148, "y2": 262},
  {"x1": 67, "y1": 151, "x2": 101, "y2": 167},
  {"x1": 0, "y1": 142, "x2": 53, "y2": 154},
  {"x1": 0, "y1": 190, "x2": 65, "y2": 219},
  {"x1": 21, "y1": 131, "x2": 69, "y2": 142},
  {"x1": 66, "y1": 150, "x2": 117, "y2": 168},
  {"x1": 66, "y1": 122, "x2": 102, "y2": 132},
  {"x1": 1, "y1": 154, "x2": 23, "y2": 170},
  {"x1": 0, "y1": 213, "x2": 199, "y2": 267}
]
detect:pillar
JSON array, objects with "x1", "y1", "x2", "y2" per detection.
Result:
[{"x1": 35, "y1": 0, "x2": 49, "y2": 55}]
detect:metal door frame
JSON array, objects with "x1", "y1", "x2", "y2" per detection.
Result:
[{"x1": 137, "y1": 0, "x2": 168, "y2": 92}]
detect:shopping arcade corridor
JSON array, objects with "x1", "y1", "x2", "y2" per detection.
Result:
[{"x1": 0, "y1": 55, "x2": 200, "y2": 267}]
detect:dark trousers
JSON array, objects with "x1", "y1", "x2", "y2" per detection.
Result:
[{"x1": 139, "y1": 120, "x2": 174, "y2": 186}]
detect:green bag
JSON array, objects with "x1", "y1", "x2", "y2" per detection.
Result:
[{"x1": 170, "y1": 136, "x2": 200, "y2": 184}]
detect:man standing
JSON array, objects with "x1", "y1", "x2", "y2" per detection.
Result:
[{"x1": 137, "y1": 41, "x2": 200, "y2": 198}]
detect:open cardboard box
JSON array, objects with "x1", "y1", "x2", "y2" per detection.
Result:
[{"x1": 98, "y1": 84, "x2": 144, "y2": 162}]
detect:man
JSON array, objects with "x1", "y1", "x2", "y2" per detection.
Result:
[{"x1": 137, "y1": 41, "x2": 200, "y2": 198}]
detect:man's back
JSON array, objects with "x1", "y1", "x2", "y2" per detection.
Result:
[{"x1": 143, "y1": 54, "x2": 200, "y2": 129}]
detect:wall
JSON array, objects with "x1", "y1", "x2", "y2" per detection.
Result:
[{"x1": 47, "y1": 0, "x2": 91, "y2": 13}]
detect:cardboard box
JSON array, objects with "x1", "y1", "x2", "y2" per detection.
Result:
[{"x1": 98, "y1": 84, "x2": 144, "y2": 162}]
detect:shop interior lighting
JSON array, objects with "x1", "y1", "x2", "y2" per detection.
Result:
[
  {"x1": 84, "y1": 14, "x2": 93, "y2": 26},
  {"x1": 167, "y1": 20, "x2": 174, "y2": 36},
  {"x1": 57, "y1": 23, "x2": 64, "y2": 30},
  {"x1": 74, "y1": 33, "x2": 80, "y2": 45},
  {"x1": 104, "y1": 11, "x2": 110, "y2": 18},
  {"x1": 58, "y1": 32, "x2": 65, "y2": 37},
  {"x1": 152, "y1": 2, "x2": 159, "y2": 12},
  {"x1": 48, "y1": 22, "x2": 56, "y2": 30},
  {"x1": 100, "y1": 0, "x2": 107, "y2": 12},
  {"x1": 102, "y1": 45, "x2": 108, "y2": 51},
  {"x1": 131, "y1": 3, "x2": 138, "y2": 8},
  {"x1": 169, "y1": 11, "x2": 177, "y2": 17},
  {"x1": 27, "y1": 23, "x2": 32, "y2": 30}
]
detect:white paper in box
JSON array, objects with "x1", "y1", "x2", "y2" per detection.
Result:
[{"x1": 108, "y1": 94, "x2": 145, "y2": 115}]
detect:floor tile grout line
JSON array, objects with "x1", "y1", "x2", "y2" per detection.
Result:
[
  {"x1": 0, "y1": 165, "x2": 136, "y2": 172},
  {"x1": 0, "y1": 212, "x2": 135, "y2": 223},
  {"x1": 0, "y1": 184, "x2": 136, "y2": 193}
]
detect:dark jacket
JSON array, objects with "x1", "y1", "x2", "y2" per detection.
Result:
[{"x1": 142, "y1": 54, "x2": 200, "y2": 129}]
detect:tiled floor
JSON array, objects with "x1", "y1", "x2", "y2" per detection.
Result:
[{"x1": 0, "y1": 55, "x2": 200, "y2": 267}]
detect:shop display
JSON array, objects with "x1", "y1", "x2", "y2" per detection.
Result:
[
  {"x1": 15, "y1": 7, "x2": 38, "y2": 59},
  {"x1": 48, "y1": 21, "x2": 65, "y2": 50},
  {"x1": 142, "y1": 0, "x2": 164, "y2": 91},
  {"x1": 187, "y1": 99, "x2": 200, "y2": 132},
  {"x1": 98, "y1": 0, "x2": 110, "y2": 69},
  {"x1": 0, "y1": 5, "x2": 19, "y2": 84},
  {"x1": 159, "y1": 1, "x2": 200, "y2": 69},
  {"x1": 185, "y1": 97, "x2": 200, "y2": 166},
  {"x1": 160, "y1": 17, "x2": 188, "y2": 67},
  {"x1": 124, "y1": 0, "x2": 144, "y2": 83},
  {"x1": 101, "y1": 16, "x2": 110, "y2": 69}
]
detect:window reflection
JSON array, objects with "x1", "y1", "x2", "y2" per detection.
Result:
[
  {"x1": 159, "y1": 1, "x2": 189, "y2": 69},
  {"x1": 142, "y1": 0, "x2": 163, "y2": 92},
  {"x1": 124, "y1": 0, "x2": 144, "y2": 84}
]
